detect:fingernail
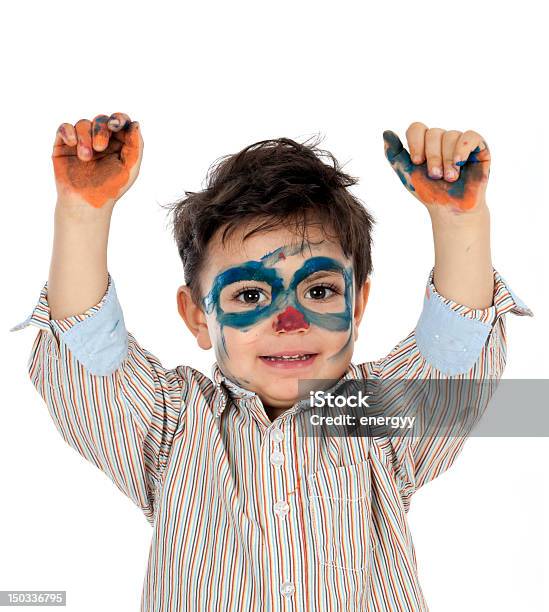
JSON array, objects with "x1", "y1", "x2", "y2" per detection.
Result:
[
  {"x1": 412, "y1": 155, "x2": 421, "y2": 164},
  {"x1": 430, "y1": 166, "x2": 442, "y2": 178},
  {"x1": 445, "y1": 168, "x2": 456, "y2": 179},
  {"x1": 80, "y1": 146, "x2": 91, "y2": 159},
  {"x1": 109, "y1": 118, "x2": 120, "y2": 128}
]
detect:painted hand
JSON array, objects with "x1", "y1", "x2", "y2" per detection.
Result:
[
  {"x1": 52, "y1": 112, "x2": 144, "y2": 209},
  {"x1": 383, "y1": 122, "x2": 491, "y2": 214}
]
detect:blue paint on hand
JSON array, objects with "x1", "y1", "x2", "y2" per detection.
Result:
[
  {"x1": 383, "y1": 130, "x2": 416, "y2": 192},
  {"x1": 456, "y1": 145, "x2": 482, "y2": 166}
]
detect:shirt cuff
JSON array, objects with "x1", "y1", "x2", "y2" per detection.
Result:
[
  {"x1": 9, "y1": 273, "x2": 128, "y2": 376},
  {"x1": 414, "y1": 266, "x2": 533, "y2": 375}
]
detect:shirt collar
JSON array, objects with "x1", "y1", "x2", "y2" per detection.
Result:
[{"x1": 210, "y1": 361, "x2": 365, "y2": 419}]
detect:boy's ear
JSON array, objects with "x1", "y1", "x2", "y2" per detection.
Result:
[
  {"x1": 177, "y1": 285, "x2": 212, "y2": 350},
  {"x1": 353, "y1": 279, "x2": 371, "y2": 341}
]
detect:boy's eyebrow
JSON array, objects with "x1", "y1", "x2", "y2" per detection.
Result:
[
  {"x1": 219, "y1": 267, "x2": 345, "y2": 287},
  {"x1": 299, "y1": 269, "x2": 345, "y2": 283}
]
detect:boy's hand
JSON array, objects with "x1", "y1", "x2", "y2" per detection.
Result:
[
  {"x1": 52, "y1": 112, "x2": 144, "y2": 209},
  {"x1": 383, "y1": 122, "x2": 491, "y2": 214}
]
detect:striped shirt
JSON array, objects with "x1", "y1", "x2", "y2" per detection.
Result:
[{"x1": 10, "y1": 266, "x2": 533, "y2": 611}]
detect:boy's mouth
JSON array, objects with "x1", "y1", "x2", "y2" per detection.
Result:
[{"x1": 259, "y1": 351, "x2": 318, "y2": 368}]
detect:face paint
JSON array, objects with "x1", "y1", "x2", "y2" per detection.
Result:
[
  {"x1": 260, "y1": 244, "x2": 303, "y2": 266},
  {"x1": 202, "y1": 251, "x2": 354, "y2": 360},
  {"x1": 217, "y1": 356, "x2": 251, "y2": 388},
  {"x1": 273, "y1": 306, "x2": 309, "y2": 332},
  {"x1": 383, "y1": 131, "x2": 490, "y2": 213},
  {"x1": 52, "y1": 122, "x2": 141, "y2": 209}
]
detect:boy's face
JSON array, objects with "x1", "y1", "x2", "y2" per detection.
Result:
[{"x1": 177, "y1": 222, "x2": 370, "y2": 411}]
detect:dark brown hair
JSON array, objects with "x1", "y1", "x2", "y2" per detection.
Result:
[{"x1": 162, "y1": 135, "x2": 375, "y2": 306}]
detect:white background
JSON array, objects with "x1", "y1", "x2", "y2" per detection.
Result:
[{"x1": 1, "y1": 1, "x2": 548, "y2": 610}]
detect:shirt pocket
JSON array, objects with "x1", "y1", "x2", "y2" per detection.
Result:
[{"x1": 307, "y1": 458, "x2": 372, "y2": 571}]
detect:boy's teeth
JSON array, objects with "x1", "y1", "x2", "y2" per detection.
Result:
[{"x1": 264, "y1": 354, "x2": 312, "y2": 361}]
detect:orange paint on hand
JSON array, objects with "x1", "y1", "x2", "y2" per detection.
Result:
[
  {"x1": 383, "y1": 130, "x2": 491, "y2": 214},
  {"x1": 91, "y1": 115, "x2": 111, "y2": 152},
  {"x1": 53, "y1": 122, "x2": 141, "y2": 208},
  {"x1": 409, "y1": 161, "x2": 486, "y2": 212}
]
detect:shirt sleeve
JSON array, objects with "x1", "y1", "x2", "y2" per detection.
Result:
[
  {"x1": 376, "y1": 266, "x2": 534, "y2": 510},
  {"x1": 9, "y1": 274, "x2": 186, "y2": 524}
]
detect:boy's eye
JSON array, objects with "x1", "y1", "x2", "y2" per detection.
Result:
[
  {"x1": 234, "y1": 287, "x2": 270, "y2": 305},
  {"x1": 304, "y1": 283, "x2": 341, "y2": 300},
  {"x1": 227, "y1": 281, "x2": 342, "y2": 308}
]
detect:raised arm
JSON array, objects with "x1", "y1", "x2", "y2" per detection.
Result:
[
  {"x1": 48, "y1": 112, "x2": 142, "y2": 318},
  {"x1": 10, "y1": 113, "x2": 186, "y2": 524},
  {"x1": 374, "y1": 122, "x2": 534, "y2": 508}
]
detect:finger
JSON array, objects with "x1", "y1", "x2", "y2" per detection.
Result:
[
  {"x1": 442, "y1": 130, "x2": 462, "y2": 181},
  {"x1": 405, "y1": 121, "x2": 428, "y2": 164},
  {"x1": 425, "y1": 128, "x2": 445, "y2": 179},
  {"x1": 120, "y1": 121, "x2": 143, "y2": 169},
  {"x1": 89, "y1": 137, "x2": 124, "y2": 160},
  {"x1": 454, "y1": 131, "x2": 490, "y2": 165},
  {"x1": 74, "y1": 119, "x2": 93, "y2": 161},
  {"x1": 383, "y1": 130, "x2": 410, "y2": 164},
  {"x1": 92, "y1": 114, "x2": 111, "y2": 151},
  {"x1": 382, "y1": 130, "x2": 415, "y2": 192},
  {"x1": 53, "y1": 123, "x2": 78, "y2": 148},
  {"x1": 107, "y1": 112, "x2": 131, "y2": 132}
]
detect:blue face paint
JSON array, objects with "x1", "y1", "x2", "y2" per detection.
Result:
[
  {"x1": 288, "y1": 256, "x2": 353, "y2": 332},
  {"x1": 260, "y1": 244, "x2": 304, "y2": 266},
  {"x1": 383, "y1": 130, "x2": 416, "y2": 193},
  {"x1": 202, "y1": 252, "x2": 354, "y2": 360}
]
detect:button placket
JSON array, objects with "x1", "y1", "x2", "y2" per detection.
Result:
[
  {"x1": 273, "y1": 499, "x2": 289, "y2": 519},
  {"x1": 266, "y1": 424, "x2": 299, "y2": 602},
  {"x1": 270, "y1": 426, "x2": 285, "y2": 469},
  {"x1": 270, "y1": 450, "x2": 284, "y2": 468},
  {"x1": 280, "y1": 580, "x2": 295, "y2": 598},
  {"x1": 271, "y1": 427, "x2": 284, "y2": 443}
]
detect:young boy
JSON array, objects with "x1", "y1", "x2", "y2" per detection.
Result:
[{"x1": 11, "y1": 113, "x2": 533, "y2": 611}]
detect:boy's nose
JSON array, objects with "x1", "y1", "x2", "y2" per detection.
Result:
[{"x1": 273, "y1": 306, "x2": 310, "y2": 333}]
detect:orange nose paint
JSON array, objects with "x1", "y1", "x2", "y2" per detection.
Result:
[{"x1": 273, "y1": 306, "x2": 309, "y2": 332}]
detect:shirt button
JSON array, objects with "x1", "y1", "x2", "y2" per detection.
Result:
[
  {"x1": 274, "y1": 500, "x2": 289, "y2": 518},
  {"x1": 271, "y1": 428, "x2": 284, "y2": 443},
  {"x1": 280, "y1": 580, "x2": 295, "y2": 597},
  {"x1": 270, "y1": 451, "x2": 284, "y2": 468}
]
